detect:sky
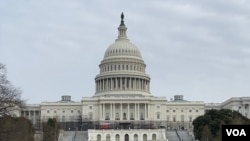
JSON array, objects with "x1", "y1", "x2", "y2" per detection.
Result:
[{"x1": 0, "y1": 0, "x2": 250, "y2": 104}]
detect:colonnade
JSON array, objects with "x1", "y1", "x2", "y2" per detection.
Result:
[
  {"x1": 21, "y1": 110, "x2": 40, "y2": 126},
  {"x1": 99, "y1": 103, "x2": 151, "y2": 121},
  {"x1": 96, "y1": 77, "x2": 150, "y2": 92}
]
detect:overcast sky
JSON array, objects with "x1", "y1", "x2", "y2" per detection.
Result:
[{"x1": 0, "y1": 0, "x2": 250, "y2": 104}]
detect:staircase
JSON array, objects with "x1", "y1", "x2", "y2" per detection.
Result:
[
  {"x1": 58, "y1": 131, "x2": 88, "y2": 141},
  {"x1": 166, "y1": 130, "x2": 195, "y2": 141},
  {"x1": 176, "y1": 130, "x2": 195, "y2": 141}
]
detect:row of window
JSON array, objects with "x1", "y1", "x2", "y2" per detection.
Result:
[
  {"x1": 106, "y1": 48, "x2": 139, "y2": 56},
  {"x1": 101, "y1": 64, "x2": 145, "y2": 73},
  {"x1": 46, "y1": 109, "x2": 81, "y2": 114},
  {"x1": 167, "y1": 115, "x2": 195, "y2": 122},
  {"x1": 166, "y1": 109, "x2": 199, "y2": 113},
  {"x1": 97, "y1": 133, "x2": 155, "y2": 141}
]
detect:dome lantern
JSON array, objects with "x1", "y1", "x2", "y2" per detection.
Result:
[{"x1": 117, "y1": 12, "x2": 128, "y2": 40}]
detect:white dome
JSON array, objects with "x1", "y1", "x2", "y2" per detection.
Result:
[
  {"x1": 95, "y1": 13, "x2": 151, "y2": 97},
  {"x1": 104, "y1": 39, "x2": 142, "y2": 59}
]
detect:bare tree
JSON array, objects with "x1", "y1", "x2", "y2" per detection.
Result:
[{"x1": 0, "y1": 63, "x2": 24, "y2": 117}]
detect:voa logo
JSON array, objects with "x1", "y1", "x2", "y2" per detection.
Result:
[{"x1": 226, "y1": 129, "x2": 246, "y2": 136}]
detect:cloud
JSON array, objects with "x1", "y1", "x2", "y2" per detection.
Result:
[{"x1": 0, "y1": 0, "x2": 250, "y2": 103}]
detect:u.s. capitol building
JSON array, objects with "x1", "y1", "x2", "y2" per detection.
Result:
[{"x1": 20, "y1": 13, "x2": 250, "y2": 141}]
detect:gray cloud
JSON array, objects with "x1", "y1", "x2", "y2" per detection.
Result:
[{"x1": 0, "y1": 0, "x2": 249, "y2": 103}]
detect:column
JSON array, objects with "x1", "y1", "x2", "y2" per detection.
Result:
[
  {"x1": 129, "y1": 78, "x2": 131, "y2": 90},
  {"x1": 148, "y1": 104, "x2": 151, "y2": 119},
  {"x1": 112, "y1": 103, "x2": 115, "y2": 120},
  {"x1": 111, "y1": 78, "x2": 113, "y2": 90},
  {"x1": 120, "y1": 103, "x2": 122, "y2": 120},
  {"x1": 142, "y1": 80, "x2": 145, "y2": 91},
  {"x1": 33, "y1": 111, "x2": 36, "y2": 125},
  {"x1": 98, "y1": 80, "x2": 100, "y2": 92},
  {"x1": 102, "y1": 104, "x2": 104, "y2": 120},
  {"x1": 128, "y1": 103, "x2": 130, "y2": 120},
  {"x1": 137, "y1": 103, "x2": 140, "y2": 120},
  {"x1": 145, "y1": 103, "x2": 146, "y2": 120},
  {"x1": 125, "y1": 78, "x2": 127, "y2": 89},
  {"x1": 102, "y1": 80, "x2": 104, "y2": 91},
  {"x1": 110, "y1": 103, "x2": 112, "y2": 120},
  {"x1": 134, "y1": 103, "x2": 136, "y2": 120},
  {"x1": 29, "y1": 111, "x2": 31, "y2": 120},
  {"x1": 99, "y1": 104, "x2": 102, "y2": 120},
  {"x1": 116, "y1": 78, "x2": 118, "y2": 90}
]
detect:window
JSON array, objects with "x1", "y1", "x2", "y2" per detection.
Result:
[
  {"x1": 157, "y1": 112, "x2": 160, "y2": 119},
  {"x1": 125, "y1": 134, "x2": 129, "y2": 141},
  {"x1": 143, "y1": 134, "x2": 147, "y2": 141},
  {"x1": 106, "y1": 113, "x2": 110, "y2": 120},
  {"x1": 181, "y1": 115, "x2": 184, "y2": 122},
  {"x1": 152, "y1": 134, "x2": 156, "y2": 140},
  {"x1": 115, "y1": 134, "x2": 120, "y2": 141},
  {"x1": 62, "y1": 116, "x2": 65, "y2": 122},
  {"x1": 140, "y1": 113, "x2": 144, "y2": 120},
  {"x1": 106, "y1": 134, "x2": 110, "y2": 141},
  {"x1": 189, "y1": 116, "x2": 193, "y2": 122},
  {"x1": 63, "y1": 110, "x2": 65, "y2": 113},
  {"x1": 173, "y1": 110, "x2": 175, "y2": 112},
  {"x1": 196, "y1": 110, "x2": 199, "y2": 112},
  {"x1": 130, "y1": 113, "x2": 134, "y2": 120},
  {"x1": 166, "y1": 110, "x2": 169, "y2": 112},
  {"x1": 54, "y1": 110, "x2": 57, "y2": 113},
  {"x1": 134, "y1": 134, "x2": 138, "y2": 141},
  {"x1": 189, "y1": 110, "x2": 192, "y2": 112},
  {"x1": 97, "y1": 134, "x2": 101, "y2": 141},
  {"x1": 89, "y1": 112, "x2": 93, "y2": 120},
  {"x1": 47, "y1": 110, "x2": 50, "y2": 113},
  {"x1": 89, "y1": 106, "x2": 92, "y2": 109},
  {"x1": 157, "y1": 106, "x2": 160, "y2": 109},
  {"x1": 173, "y1": 116, "x2": 176, "y2": 122},
  {"x1": 116, "y1": 113, "x2": 119, "y2": 120},
  {"x1": 181, "y1": 110, "x2": 183, "y2": 112}
]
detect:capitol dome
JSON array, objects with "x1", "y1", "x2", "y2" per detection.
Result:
[
  {"x1": 95, "y1": 13, "x2": 151, "y2": 97},
  {"x1": 104, "y1": 38, "x2": 142, "y2": 59}
]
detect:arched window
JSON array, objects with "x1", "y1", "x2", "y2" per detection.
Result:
[
  {"x1": 115, "y1": 134, "x2": 120, "y2": 141},
  {"x1": 97, "y1": 134, "x2": 101, "y2": 141},
  {"x1": 134, "y1": 134, "x2": 138, "y2": 141},
  {"x1": 143, "y1": 134, "x2": 147, "y2": 141},
  {"x1": 125, "y1": 134, "x2": 129, "y2": 141},
  {"x1": 106, "y1": 134, "x2": 110, "y2": 141},
  {"x1": 152, "y1": 134, "x2": 156, "y2": 140}
]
